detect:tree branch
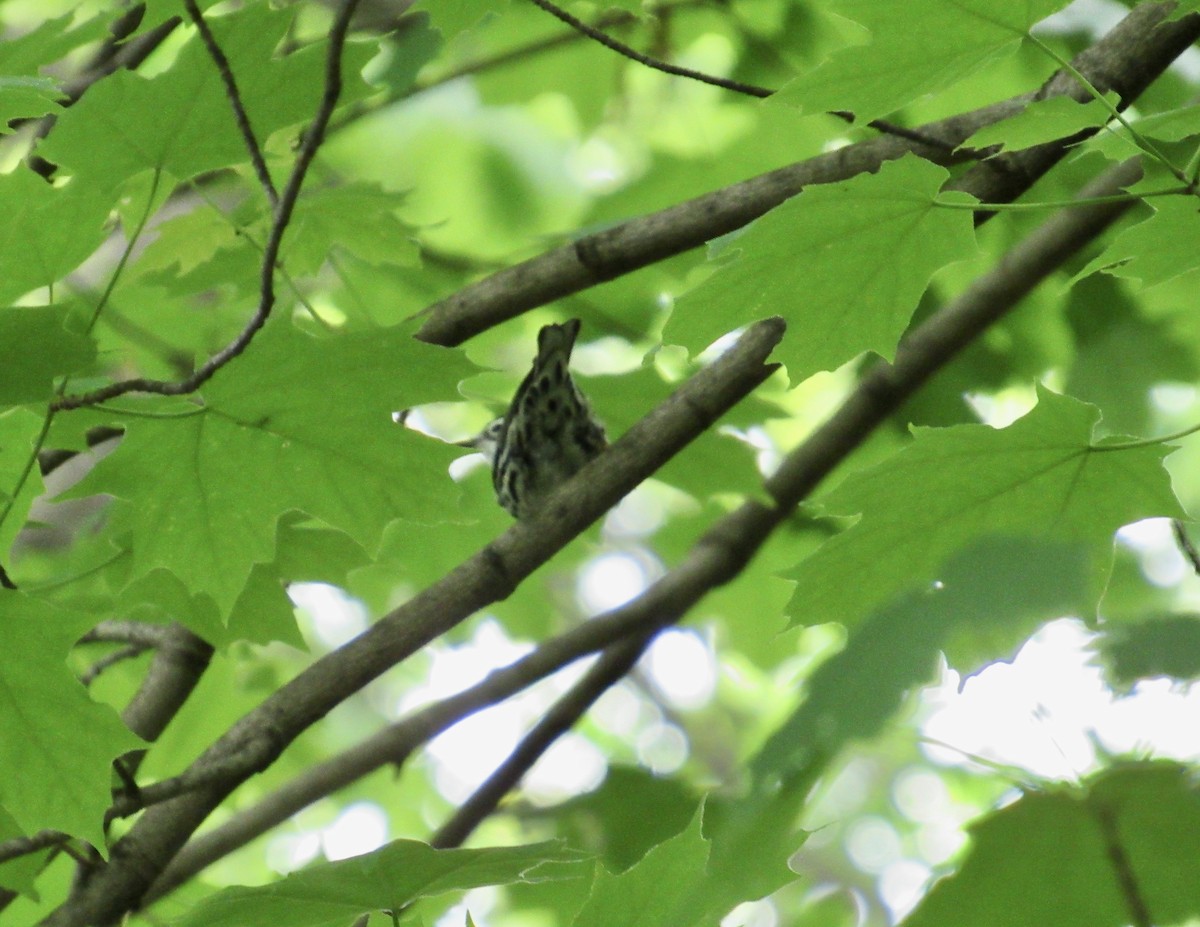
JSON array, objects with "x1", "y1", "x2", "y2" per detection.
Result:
[
  {"x1": 1094, "y1": 801, "x2": 1153, "y2": 927},
  {"x1": 147, "y1": 595, "x2": 686, "y2": 893},
  {"x1": 119, "y1": 624, "x2": 213, "y2": 749},
  {"x1": 1173, "y1": 519, "x2": 1200, "y2": 575},
  {"x1": 524, "y1": 0, "x2": 954, "y2": 152},
  {"x1": 430, "y1": 632, "x2": 654, "y2": 849},
  {"x1": 0, "y1": 830, "x2": 70, "y2": 867},
  {"x1": 413, "y1": 3, "x2": 1199, "y2": 348},
  {"x1": 38, "y1": 317, "x2": 785, "y2": 927},
  {"x1": 84, "y1": 149, "x2": 1146, "y2": 917},
  {"x1": 51, "y1": 0, "x2": 363, "y2": 412},
  {"x1": 181, "y1": 0, "x2": 279, "y2": 206},
  {"x1": 527, "y1": 0, "x2": 776, "y2": 99},
  {"x1": 80, "y1": 644, "x2": 150, "y2": 687}
]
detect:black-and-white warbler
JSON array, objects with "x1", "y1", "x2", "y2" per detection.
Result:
[{"x1": 462, "y1": 319, "x2": 606, "y2": 517}]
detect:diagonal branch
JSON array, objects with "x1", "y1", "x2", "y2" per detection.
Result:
[
  {"x1": 38, "y1": 317, "x2": 785, "y2": 927},
  {"x1": 50, "y1": 0, "x2": 364, "y2": 413},
  {"x1": 526, "y1": 0, "x2": 776, "y2": 99},
  {"x1": 413, "y1": 2, "x2": 1199, "y2": 348},
  {"x1": 181, "y1": 0, "x2": 279, "y2": 206},
  {"x1": 430, "y1": 632, "x2": 654, "y2": 849},
  {"x1": 1093, "y1": 801, "x2": 1154, "y2": 927}
]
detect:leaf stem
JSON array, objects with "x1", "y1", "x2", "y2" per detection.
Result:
[
  {"x1": 84, "y1": 167, "x2": 164, "y2": 337},
  {"x1": 92, "y1": 403, "x2": 207, "y2": 420},
  {"x1": 0, "y1": 408, "x2": 56, "y2": 560},
  {"x1": 1090, "y1": 420, "x2": 1200, "y2": 452},
  {"x1": 0, "y1": 167, "x2": 165, "y2": 578},
  {"x1": 934, "y1": 186, "x2": 1189, "y2": 211},
  {"x1": 1026, "y1": 30, "x2": 1188, "y2": 184}
]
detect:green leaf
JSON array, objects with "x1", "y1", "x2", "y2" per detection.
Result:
[
  {"x1": 0, "y1": 171, "x2": 113, "y2": 305},
  {"x1": 1073, "y1": 196, "x2": 1200, "y2": 290},
  {"x1": 1088, "y1": 103, "x2": 1200, "y2": 162},
  {"x1": 129, "y1": 205, "x2": 243, "y2": 280},
  {"x1": 785, "y1": 388, "x2": 1184, "y2": 630},
  {"x1": 0, "y1": 306, "x2": 96, "y2": 405},
  {"x1": 0, "y1": 11, "x2": 112, "y2": 76},
  {"x1": 0, "y1": 75, "x2": 64, "y2": 125},
  {"x1": 0, "y1": 408, "x2": 49, "y2": 558},
  {"x1": 1063, "y1": 276, "x2": 1198, "y2": 435},
  {"x1": 40, "y1": 4, "x2": 376, "y2": 190},
  {"x1": 961, "y1": 93, "x2": 1118, "y2": 154},
  {"x1": 0, "y1": 594, "x2": 142, "y2": 848},
  {"x1": 367, "y1": 15, "x2": 443, "y2": 96},
  {"x1": 571, "y1": 809, "x2": 710, "y2": 927},
  {"x1": 571, "y1": 797, "x2": 804, "y2": 927},
  {"x1": 666, "y1": 155, "x2": 977, "y2": 380},
  {"x1": 756, "y1": 536, "x2": 1090, "y2": 784},
  {"x1": 1098, "y1": 613, "x2": 1200, "y2": 688},
  {"x1": 282, "y1": 183, "x2": 420, "y2": 274},
  {"x1": 77, "y1": 323, "x2": 475, "y2": 612},
  {"x1": 416, "y1": 0, "x2": 510, "y2": 41},
  {"x1": 776, "y1": 0, "x2": 1071, "y2": 123},
  {"x1": 175, "y1": 839, "x2": 587, "y2": 927},
  {"x1": 0, "y1": 804, "x2": 48, "y2": 896},
  {"x1": 538, "y1": 765, "x2": 699, "y2": 872},
  {"x1": 902, "y1": 762, "x2": 1200, "y2": 927}
]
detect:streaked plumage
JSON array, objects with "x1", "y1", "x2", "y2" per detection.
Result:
[{"x1": 465, "y1": 319, "x2": 606, "y2": 517}]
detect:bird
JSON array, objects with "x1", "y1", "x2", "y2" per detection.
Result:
[{"x1": 460, "y1": 318, "x2": 607, "y2": 517}]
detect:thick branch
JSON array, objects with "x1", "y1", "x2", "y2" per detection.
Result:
[
  {"x1": 38, "y1": 318, "x2": 785, "y2": 927},
  {"x1": 413, "y1": 3, "x2": 1199, "y2": 348},
  {"x1": 119, "y1": 624, "x2": 212, "y2": 747}
]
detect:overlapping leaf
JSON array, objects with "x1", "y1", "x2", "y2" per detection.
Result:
[
  {"x1": 571, "y1": 801, "x2": 801, "y2": 927},
  {"x1": 0, "y1": 409, "x2": 50, "y2": 558},
  {"x1": 0, "y1": 306, "x2": 95, "y2": 405},
  {"x1": 777, "y1": 0, "x2": 1072, "y2": 123},
  {"x1": 39, "y1": 3, "x2": 375, "y2": 190},
  {"x1": 176, "y1": 839, "x2": 587, "y2": 927},
  {"x1": 666, "y1": 155, "x2": 977, "y2": 381},
  {"x1": 962, "y1": 94, "x2": 1117, "y2": 153},
  {"x1": 1073, "y1": 195, "x2": 1200, "y2": 290},
  {"x1": 0, "y1": 595, "x2": 142, "y2": 847},
  {"x1": 756, "y1": 537, "x2": 1090, "y2": 785},
  {"x1": 786, "y1": 388, "x2": 1184, "y2": 630},
  {"x1": 0, "y1": 172, "x2": 113, "y2": 306},
  {"x1": 902, "y1": 763, "x2": 1200, "y2": 927},
  {"x1": 76, "y1": 323, "x2": 474, "y2": 613}
]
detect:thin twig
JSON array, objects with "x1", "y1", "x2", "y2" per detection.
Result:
[
  {"x1": 80, "y1": 644, "x2": 150, "y2": 687},
  {"x1": 431, "y1": 632, "x2": 654, "y2": 848},
  {"x1": 528, "y1": 0, "x2": 773, "y2": 98},
  {"x1": 1093, "y1": 802, "x2": 1153, "y2": 927},
  {"x1": 0, "y1": 830, "x2": 69, "y2": 867},
  {"x1": 182, "y1": 0, "x2": 279, "y2": 206},
  {"x1": 1173, "y1": 519, "x2": 1200, "y2": 575},
  {"x1": 523, "y1": 0, "x2": 954, "y2": 152},
  {"x1": 78, "y1": 620, "x2": 177, "y2": 649},
  {"x1": 52, "y1": 0, "x2": 362, "y2": 412}
]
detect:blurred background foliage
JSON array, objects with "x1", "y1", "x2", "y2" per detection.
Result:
[{"x1": 3, "y1": 0, "x2": 1200, "y2": 925}]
